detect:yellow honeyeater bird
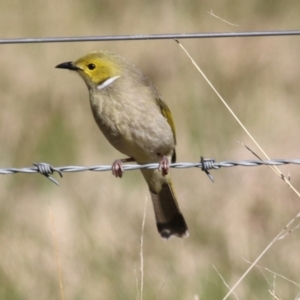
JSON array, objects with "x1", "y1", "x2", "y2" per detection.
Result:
[{"x1": 56, "y1": 51, "x2": 188, "y2": 239}]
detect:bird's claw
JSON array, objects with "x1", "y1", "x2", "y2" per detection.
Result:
[
  {"x1": 158, "y1": 156, "x2": 169, "y2": 176},
  {"x1": 112, "y1": 159, "x2": 124, "y2": 178}
]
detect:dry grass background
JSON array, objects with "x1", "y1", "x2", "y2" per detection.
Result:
[{"x1": 1, "y1": 0, "x2": 300, "y2": 299}]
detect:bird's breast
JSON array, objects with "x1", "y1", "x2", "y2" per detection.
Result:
[{"x1": 89, "y1": 91, "x2": 175, "y2": 162}]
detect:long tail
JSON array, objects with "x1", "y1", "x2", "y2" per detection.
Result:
[{"x1": 141, "y1": 169, "x2": 189, "y2": 239}]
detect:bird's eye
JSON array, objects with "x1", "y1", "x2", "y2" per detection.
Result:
[{"x1": 87, "y1": 63, "x2": 96, "y2": 70}]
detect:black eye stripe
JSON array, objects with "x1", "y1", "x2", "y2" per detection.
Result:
[{"x1": 87, "y1": 63, "x2": 96, "y2": 70}]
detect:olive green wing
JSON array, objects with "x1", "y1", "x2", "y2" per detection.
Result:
[{"x1": 156, "y1": 98, "x2": 177, "y2": 163}]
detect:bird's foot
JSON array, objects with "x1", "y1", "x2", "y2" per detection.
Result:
[
  {"x1": 158, "y1": 156, "x2": 169, "y2": 176},
  {"x1": 112, "y1": 157, "x2": 135, "y2": 178},
  {"x1": 112, "y1": 160, "x2": 124, "y2": 178}
]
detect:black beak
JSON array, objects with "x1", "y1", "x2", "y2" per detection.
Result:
[{"x1": 55, "y1": 61, "x2": 80, "y2": 71}]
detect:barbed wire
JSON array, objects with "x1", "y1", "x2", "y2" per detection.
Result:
[
  {"x1": 0, "y1": 158, "x2": 299, "y2": 185},
  {"x1": 1, "y1": 30, "x2": 300, "y2": 45}
]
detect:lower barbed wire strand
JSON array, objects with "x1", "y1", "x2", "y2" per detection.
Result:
[
  {"x1": 0, "y1": 158, "x2": 299, "y2": 175},
  {"x1": 0, "y1": 158, "x2": 299, "y2": 185}
]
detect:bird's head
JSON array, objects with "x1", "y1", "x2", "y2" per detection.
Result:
[{"x1": 56, "y1": 51, "x2": 122, "y2": 90}]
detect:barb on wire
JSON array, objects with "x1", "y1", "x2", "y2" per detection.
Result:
[
  {"x1": 0, "y1": 157, "x2": 300, "y2": 186},
  {"x1": 1, "y1": 30, "x2": 300, "y2": 45},
  {"x1": 201, "y1": 156, "x2": 215, "y2": 182},
  {"x1": 33, "y1": 162, "x2": 63, "y2": 186}
]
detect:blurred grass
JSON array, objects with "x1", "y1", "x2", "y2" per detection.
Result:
[{"x1": 0, "y1": 0, "x2": 300, "y2": 299}]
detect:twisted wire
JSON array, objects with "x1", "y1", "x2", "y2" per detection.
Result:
[{"x1": 1, "y1": 158, "x2": 299, "y2": 185}]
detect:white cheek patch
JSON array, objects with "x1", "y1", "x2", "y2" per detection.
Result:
[{"x1": 97, "y1": 76, "x2": 120, "y2": 90}]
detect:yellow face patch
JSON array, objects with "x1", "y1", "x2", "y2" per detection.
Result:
[{"x1": 74, "y1": 53, "x2": 121, "y2": 85}]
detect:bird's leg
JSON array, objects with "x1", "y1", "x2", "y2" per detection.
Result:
[
  {"x1": 158, "y1": 154, "x2": 169, "y2": 176},
  {"x1": 112, "y1": 157, "x2": 135, "y2": 178}
]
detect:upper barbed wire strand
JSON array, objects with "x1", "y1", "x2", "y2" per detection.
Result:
[{"x1": 1, "y1": 30, "x2": 300, "y2": 44}]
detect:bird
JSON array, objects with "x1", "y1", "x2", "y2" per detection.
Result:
[{"x1": 56, "y1": 51, "x2": 189, "y2": 239}]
